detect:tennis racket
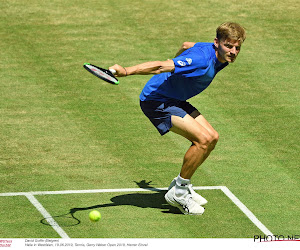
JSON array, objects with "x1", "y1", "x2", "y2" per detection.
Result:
[{"x1": 83, "y1": 63, "x2": 119, "y2": 85}]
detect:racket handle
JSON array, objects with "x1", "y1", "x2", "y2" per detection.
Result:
[{"x1": 109, "y1": 68, "x2": 116, "y2": 75}]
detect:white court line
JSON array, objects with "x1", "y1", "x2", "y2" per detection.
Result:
[
  {"x1": 220, "y1": 186, "x2": 273, "y2": 236},
  {"x1": 1, "y1": 186, "x2": 273, "y2": 237},
  {"x1": 0, "y1": 186, "x2": 222, "y2": 196},
  {"x1": 25, "y1": 194, "x2": 70, "y2": 239}
]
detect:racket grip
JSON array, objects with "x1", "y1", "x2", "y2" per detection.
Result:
[{"x1": 109, "y1": 68, "x2": 116, "y2": 75}]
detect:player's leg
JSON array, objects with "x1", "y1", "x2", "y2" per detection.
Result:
[
  {"x1": 165, "y1": 113, "x2": 218, "y2": 214},
  {"x1": 190, "y1": 110, "x2": 219, "y2": 163},
  {"x1": 170, "y1": 113, "x2": 219, "y2": 179},
  {"x1": 191, "y1": 110, "x2": 219, "y2": 142}
]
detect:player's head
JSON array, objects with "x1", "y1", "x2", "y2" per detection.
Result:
[
  {"x1": 214, "y1": 22, "x2": 246, "y2": 63},
  {"x1": 216, "y1": 22, "x2": 246, "y2": 43}
]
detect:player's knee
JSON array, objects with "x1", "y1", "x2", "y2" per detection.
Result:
[
  {"x1": 210, "y1": 131, "x2": 219, "y2": 149},
  {"x1": 194, "y1": 131, "x2": 219, "y2": 151},
  {"x1": 207, "y1": 132, "x2": 219, "y2": 150},
  {"x1": 193, "y1": 134, "x2": 212, "y2": 150}
]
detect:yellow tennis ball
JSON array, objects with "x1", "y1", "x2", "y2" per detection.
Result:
[{"x1": 89, "y1": 210, "x2": 101, "y2": 222}]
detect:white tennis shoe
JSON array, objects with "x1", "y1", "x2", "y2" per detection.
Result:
[
  {"x1": 168, "y1": 178, "x2": 208, "y2": 206},
  {"x1": 165, "y1": 186, "x2": 205, "y2": 215}
]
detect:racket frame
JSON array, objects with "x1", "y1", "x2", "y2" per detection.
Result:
[{"x1": 83, "y1": 63, "x2": 119, "y2": 85}]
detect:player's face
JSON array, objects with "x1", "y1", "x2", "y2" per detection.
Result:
[{"x1": 214, "y1": 38, "x2": 242, "y2": 63}]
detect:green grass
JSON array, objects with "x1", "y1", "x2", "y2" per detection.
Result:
[{"x1": 0, "y1": 0, "x2": 299, "y2": 239}]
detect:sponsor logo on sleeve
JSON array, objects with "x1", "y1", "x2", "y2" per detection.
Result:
[
  {"x1": 186, "y1": 58, "x2": 192, "y2": 65},
  {"x1": 177, "y1": 60, "x2": 186, "y2": 66},
  {"x1": 177, "y1": 58, "x2": 192, "y2": 67}
]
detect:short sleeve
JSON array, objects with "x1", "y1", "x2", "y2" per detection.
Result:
[{"x1": 172, "y1": 47, "x2": 209, "y2": 76}]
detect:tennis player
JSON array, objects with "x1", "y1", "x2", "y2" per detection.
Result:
[{"x1": 109, "y1": 22, "x2": 246, "y2": 215}]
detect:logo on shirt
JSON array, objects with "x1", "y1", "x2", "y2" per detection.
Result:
[
  {"x1": 177, "y1": 60, "x2": 186, "y2": 66},
  {"x1": 177, "y1": 58, "x2": 192, "y2": 67},
  {"x1": 186, "y1": 58, "x2": 192, "y2": 65}
]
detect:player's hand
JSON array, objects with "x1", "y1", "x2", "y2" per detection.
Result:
[{"x1": 109, "y1": 64, "x2": 127, "y2": 77}]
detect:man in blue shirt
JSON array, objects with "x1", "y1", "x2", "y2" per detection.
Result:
[{"x1": 110, "y1": 22, "x2": 246, "y2": 215}]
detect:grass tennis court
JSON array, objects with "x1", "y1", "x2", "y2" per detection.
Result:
[
  {"x1": 0, "y1": 0, "x2": 299, "y2": 240},
  {"x1": 1, "y1": 187, "x2": 265, "y2": 238}
]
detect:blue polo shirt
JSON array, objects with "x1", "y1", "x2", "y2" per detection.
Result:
[{"x1": 139, "y1": 42, "x2": 228, "y2": 102}]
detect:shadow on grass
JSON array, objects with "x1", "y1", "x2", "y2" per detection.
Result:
[{"x1": 40, "y1": 180, "x2": 180, "y2": 227}]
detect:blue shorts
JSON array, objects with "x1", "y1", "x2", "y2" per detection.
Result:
[{"x1": 140, "y1": 99, "x2": 199, "y2": 135}]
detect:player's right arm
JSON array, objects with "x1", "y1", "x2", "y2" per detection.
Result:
[
  {"x1": 109, "y1": 42, "x2": 197, "y2": 77},
  {"x1": 174, "y1": 42, "x2": 196, "y2": 57},
  {"x1": 109, "y1": 60, "x2": 175, "y2": 77},
  {"x1": 109, "y1": 42, "x2": 198, "y2": 77}
]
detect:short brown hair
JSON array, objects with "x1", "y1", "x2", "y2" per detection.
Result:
[{"x1": 216, "y1": 22, "x2": 246, "y2": 43}]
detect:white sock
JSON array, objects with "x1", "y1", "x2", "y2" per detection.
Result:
[{"x1": 175, "y1": 175, "x2": 190, "y2": 198}]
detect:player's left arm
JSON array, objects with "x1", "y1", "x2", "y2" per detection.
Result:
[
  {"x1": 174, "y1": 42, "x2": 196, "y2": 57},
  {"x1": 109, "y1": 60, "x2": 175, "y2": 77}
]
